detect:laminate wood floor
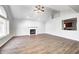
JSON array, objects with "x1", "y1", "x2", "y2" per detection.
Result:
[{"x1": 0, "y1": 34, "x2": 79, "y2": 54}]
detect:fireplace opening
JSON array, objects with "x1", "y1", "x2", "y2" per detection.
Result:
[
  {"x1": 30, "y1": 29, "x2": 36, "y2": 35},
  {"x1": 62, "y1": 18, "x2": 77, "y2": 30}
]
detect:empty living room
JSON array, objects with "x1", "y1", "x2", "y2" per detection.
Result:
[{"x1": 0, "y1": 5, "x2": 79, "y2": 54}]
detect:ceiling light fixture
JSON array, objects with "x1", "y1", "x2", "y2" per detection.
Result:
[{"x1": 34, "y1": 5, "x2": 45, "y2": 14}]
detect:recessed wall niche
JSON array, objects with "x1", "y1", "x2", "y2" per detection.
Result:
[{"x1": 62, "y1": 18, "x2": 77, "y2": 30}]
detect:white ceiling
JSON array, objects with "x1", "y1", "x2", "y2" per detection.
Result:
[
  {"x1": 69, "y1": 5, "x2": 79, "y2": 12},
  {"x1": 8, "y1": 5, "x2": 79, "y2": 22}
]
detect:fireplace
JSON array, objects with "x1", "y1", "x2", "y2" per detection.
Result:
[
  {"x1": 62, "y1": 18, "x2": 77, "y2": 30},
  {"x1": 30, "y1": 29, "x2": 36, "y2": 35}
]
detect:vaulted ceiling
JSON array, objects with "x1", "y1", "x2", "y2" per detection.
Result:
[
  {"x1": 3, "y1": 5, "x2": 79, "y2": 22},
  {"x1": 9, "y1": 5, "x2": 57, "y2": 22}
]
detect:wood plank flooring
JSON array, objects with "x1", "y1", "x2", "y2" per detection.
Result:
[{"x1": 0, "y1": 34, "x2": 79, "y2": 54}]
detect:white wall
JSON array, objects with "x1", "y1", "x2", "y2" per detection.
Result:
[
  {"x1": 14, "y1": 20, "x2": 45, "y2": 36},
  {"x1": 46, "y1": 11, "x2": 79, "y2": 41}
]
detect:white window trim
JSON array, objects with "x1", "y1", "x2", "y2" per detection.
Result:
[{"x1": 0, "y1": 6, "x2": 9, "y2": 39}]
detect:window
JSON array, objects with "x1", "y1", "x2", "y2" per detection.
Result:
[
  {"x1": 0, "y1": 6, "x2": 7, "y2": 18},
  {"x1": 0, "y1": 6, "x2": 9, "y2": 38}
]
